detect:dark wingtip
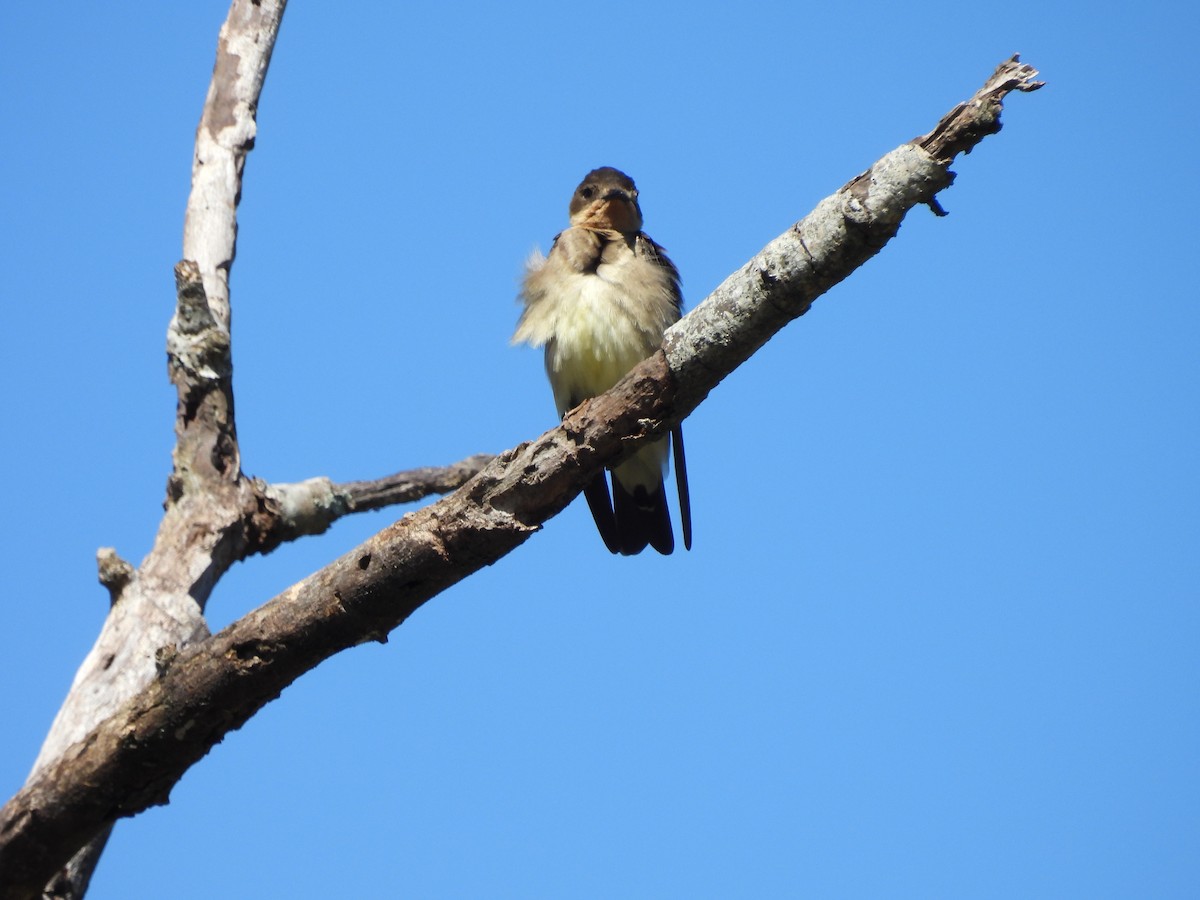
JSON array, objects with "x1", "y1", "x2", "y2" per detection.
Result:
[
  {"x1": 673, "y1": 426, "x2": 693, "y2": 551},
  {"x1": 583, "y1": 473, "x2": 621, "y2": 554}
]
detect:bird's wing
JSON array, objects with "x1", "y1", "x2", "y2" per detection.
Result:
[
  {"x1": 634, "y1": 234, "x2": 683, "y2": 315},
  {"x1": 553, "y1": 227, "x2": 605, "y2": 273},
  {"x1": 671, "y1": 425, "x2": 692, "y2": 551}
]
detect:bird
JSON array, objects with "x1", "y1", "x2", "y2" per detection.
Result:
[{"x1": 513, "y1": 166, "x2": 692, "y2": 555}]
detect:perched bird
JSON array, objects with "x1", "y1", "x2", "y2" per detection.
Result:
[{"x1": 514, "y1": 166, "x2": 692, "y2": 555}]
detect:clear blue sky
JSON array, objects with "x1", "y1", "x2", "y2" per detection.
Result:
[{"x1": 2, "y1": 3, "x2": 1197, "y2": 897}]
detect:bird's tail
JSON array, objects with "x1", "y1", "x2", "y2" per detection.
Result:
[{"x1": 612, "y1": 476, "x2": 674, "y2": 555}]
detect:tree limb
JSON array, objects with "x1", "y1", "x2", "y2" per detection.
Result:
[
  {"x1": 17, "y1": 4, "x2": 288, "y2": 898},
  {"x1": 182, "y1": 0, "x2": 289, "y2": 333},
  {"x1": 0, "y1": 56, "x2": 1042, "y2": 899},
  {"x1": 251, "y1": 454, "x2": 498, "y2": 545}
]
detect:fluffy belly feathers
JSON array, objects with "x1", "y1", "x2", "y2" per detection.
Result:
[
  {"x1": 541, "y1": 273, "x2": 670, "y2": 490},
  {"x1": 545, "y1": 274, "x2": 658, "y2": 410}
]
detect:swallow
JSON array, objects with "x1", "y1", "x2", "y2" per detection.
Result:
[{"x1": 514, "y1": 166, "x2": 691, "y2": 554}]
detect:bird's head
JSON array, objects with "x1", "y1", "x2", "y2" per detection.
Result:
[{"x1": 568, "y1": 166, "x2": 643, "y2": 234}]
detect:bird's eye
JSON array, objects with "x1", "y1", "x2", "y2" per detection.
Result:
[{"x1": 580, "y1": 186, "x2": 595, "y2": 199}]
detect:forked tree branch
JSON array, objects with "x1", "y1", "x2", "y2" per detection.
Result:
[
  {"x1": 18, "y1": 1, "x2": 292, "y2": 891},
  {"x1": 0, "y1": 57, "x2": 1041, "y2": 898},
  {"x1": 3, "y1": 2, "x2": 478, "y2": 897}
]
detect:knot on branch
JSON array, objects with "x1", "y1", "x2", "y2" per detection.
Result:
[
  {"x1": 167, "y1": 260, "x2": 232, "y2": 386},
  {"x1": 245, "y1": 477, "x2": 344, "y2": 555},
  {"x1": 96, "y1": 547, "x2": 135, "y2": 605},
  {"x1": 154, "y1": 643, "x2": 179, "y2": 676},
  {"x1": 166, "y1": 260, "x2": 241, "y2": 490}
]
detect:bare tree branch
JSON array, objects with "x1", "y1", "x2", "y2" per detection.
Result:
[
  {"x1": 252, "y1": 454, "x2": 498, "y2": 545},
  {"x1": 16, "y1": 4, "x2": 289, "y2": 897},
  {"x1": 183, "y1": 0, "x2": 289, "y2": 333},
  {"x1": 0, "y1": 56, "x2": 1042, "y2": 899},
  {"x1": 917, "y1": 54, "x2": 1044, "y2": 163},
  {"x1": 331, "y1": 456, "x2": 500, "y2": 512},
  {"x1": 8, "y1": 3, "x2": 489, "y2": 892}
]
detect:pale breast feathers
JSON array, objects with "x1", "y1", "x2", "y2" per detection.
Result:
[{"x1": 513, "y1": 228, "x2": 681, "y2": 350}]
